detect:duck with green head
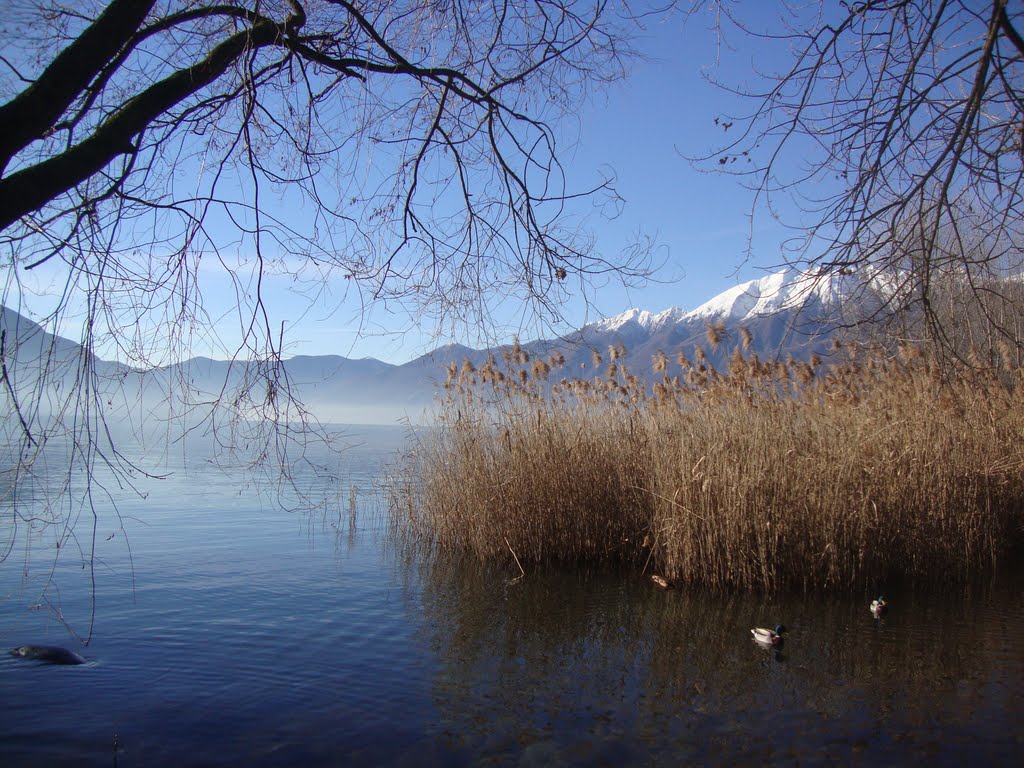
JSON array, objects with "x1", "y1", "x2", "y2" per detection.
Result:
[
  {"x1": 751, "y1": 624, "x2": 786, "y2": 647},
  {"x1": 870, "y1": 596, "x2": 888, "y2": 618}
]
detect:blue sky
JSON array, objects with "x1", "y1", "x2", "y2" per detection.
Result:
[
  {"x1": 260, "y1": 6, "x2": 797, "y2": 365},
  {"x1": 8, "y1": 4, "x2": 801, "y2": 367}
]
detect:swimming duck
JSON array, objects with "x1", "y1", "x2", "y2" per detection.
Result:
[
  {"x1": 650, "y1": 575, "x2": 673, "y2": 590},
  {"x1": 751, "y1": 624, "x2": 786, "y2": 646},
  {"x1": 870, "y1": 597, "x2": 888, "y2": 618},
  {"x1": 10, "y1": 645, "x2": 86, "y2": 665}
]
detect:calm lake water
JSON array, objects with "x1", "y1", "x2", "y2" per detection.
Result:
[{"x1": 1, "y1": 424, "x2": 1022, "y2": 766}]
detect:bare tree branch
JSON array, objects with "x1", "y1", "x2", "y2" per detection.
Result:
[
  {"x1": 0, "y1": 0, "x2": 666, "y2": 630},
  {"x1": 694, "y1": 0, "x2": 1024, "y2": 355}
]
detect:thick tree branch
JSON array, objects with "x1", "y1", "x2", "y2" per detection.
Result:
[
  {"x1": 0, "y1": 17, "x2": 287, "y2": 232},
  {"x1": 998, "y1": 3, "x2": 1024, "y2": 59},
  {"x1": 0, "y1": 0, "x2": 654, "y2": 639},
  {"x1": 0, "y1": 0, "x2": 156, "y2": 174}
]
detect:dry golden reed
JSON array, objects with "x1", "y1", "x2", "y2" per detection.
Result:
[{"x1": 390, "y1": 338, "x2": 1024, "y2": 591}]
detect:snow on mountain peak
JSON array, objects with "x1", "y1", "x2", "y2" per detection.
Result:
[
  {"x1": 684, "y1": 268, "x2": 836, "y2": 322},
  {"x1": 588, "y1": 306, "x2": 689, "y2": 334},
  {"x1": 590, "y1": 268, "x2": 847, "y2": 334}
]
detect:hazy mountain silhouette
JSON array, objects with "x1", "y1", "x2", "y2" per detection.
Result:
[{"x1": 2, "y1": 268, "x2": 884, "y2": 425}]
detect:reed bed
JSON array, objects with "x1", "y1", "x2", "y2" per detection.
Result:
[{"x1": 389, "y1": 336, "x2": 1024, "y2": 591}]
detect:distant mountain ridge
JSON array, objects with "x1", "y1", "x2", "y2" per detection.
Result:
[{"x1": 1, "y1": 267, "x2": 874, "y2": 424}]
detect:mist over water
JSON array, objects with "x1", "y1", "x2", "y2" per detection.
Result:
[{"x1": 1, "y1": 426, "x2": 1022, "y2": 766}]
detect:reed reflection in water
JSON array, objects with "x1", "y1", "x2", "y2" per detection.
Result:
[{"x1": 413, "y1": 558, "x2": 1024, "y2": 765}]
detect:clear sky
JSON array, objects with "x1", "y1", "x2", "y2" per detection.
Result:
[
  {"x1": 9, "y1": 4, "x2": 800, "y2": 367},
  {"x1": 247, "y1": 6, "x2": 797, "y2": 365}
]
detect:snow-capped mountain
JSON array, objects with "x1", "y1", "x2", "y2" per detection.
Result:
[
  {"x1": 554, "y1": 267, "x2": 876, "y2": 373},
  {"x1": 589, "y1": 267, "x2": 871, "y2": 334},
  {"x1": 1, "y1": 267, "x2": 874, "y2": 425},
  {"x1": 588, "y1": 307, "x2": 689, "y2": 335},
  {"x1": 687, "y1": 269, "x2": 840, "y2": 321}
]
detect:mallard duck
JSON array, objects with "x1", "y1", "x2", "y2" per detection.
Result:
[
  {"x1": 870, "y1": 597, "x2": 888, "y2": 618},
  {"x1": 650, "y1": 574, "x2": 673, "y2": 590},
  {"x1": 751, "y1": 624, "x2": 786, "y2": 646}
]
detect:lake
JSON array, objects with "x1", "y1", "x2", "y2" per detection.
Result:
[{"x1": 1, "y1": 424, "x2": 1022, "y2": 766}]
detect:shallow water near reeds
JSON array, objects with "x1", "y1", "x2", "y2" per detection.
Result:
[{"x1": 1, "y1": 425, "x2": 1022, "y2": 766}]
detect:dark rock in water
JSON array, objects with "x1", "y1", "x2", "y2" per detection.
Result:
[{"x1": 9, "y1": 645, "x2": 86, "y2": 665}]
